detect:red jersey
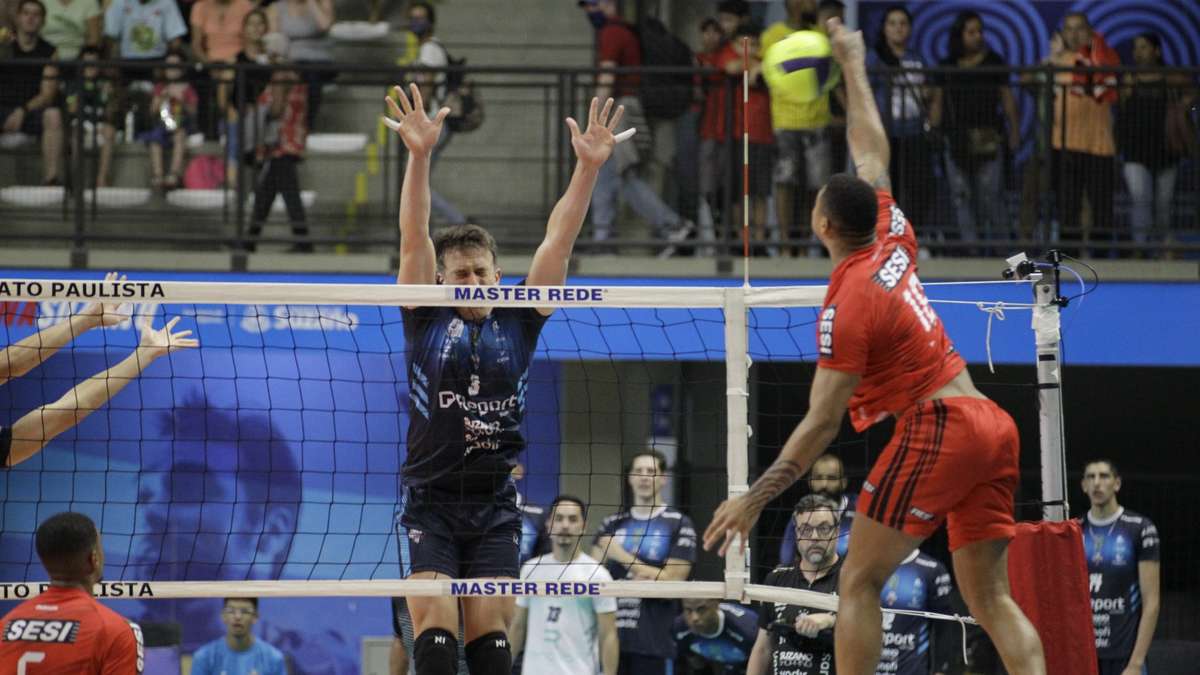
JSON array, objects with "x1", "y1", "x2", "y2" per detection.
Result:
[
  {"x1": 0, "y1": 586, "x2": 144, "y2": 674},
  {"x1": 596, "y1": 18, "x2": 641, "y2": 98},
  {"x1": 817, "y1": 191, "x2": 964, "y2": 431}
]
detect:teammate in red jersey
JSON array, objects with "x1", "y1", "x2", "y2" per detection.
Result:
[
  {"x1": 0, "y1": 512, "x2": 144, "y2": 674},
  {"x1": 703, "y1": 17, "x2": 1046, "y2": 675}
]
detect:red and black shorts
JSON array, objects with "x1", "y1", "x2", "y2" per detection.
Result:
[{"x1": 857, "y1": 397, "x2": 1020, "y2": 551}]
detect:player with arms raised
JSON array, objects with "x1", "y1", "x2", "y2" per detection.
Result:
[
  {"x1": 384, "y1": 83, "x2": 628, "y2": 675},
  {"x1": 703, "y1": 18, "x2": 1047, "y2": 675},
  {"x1": 0, "y1": 512, "x2": 144, "y2": 674}
]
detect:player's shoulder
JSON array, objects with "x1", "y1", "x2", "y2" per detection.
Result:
[
  {"x1": 1118, "y1": 508, "x2": 1153, "y2": 527},
  {"x1": 256, "y1": 639, "x2": 287, "y2": 664},
  {"x1": 599, "y1": 509, "x2": 631, "y2": 528},
  {"x1": 573, "y1": 551, "x2": 611, "y2": 575}
]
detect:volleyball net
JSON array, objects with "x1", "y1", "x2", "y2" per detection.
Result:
[{"x1": 0, "y1": 276, "x2": 1062, "y2": 642}]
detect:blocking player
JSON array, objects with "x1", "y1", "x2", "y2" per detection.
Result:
[
  {"x1": 703, "y1": 18, "x2": 1046, "y2": 675},
  {"x1": 384, "y1": 83, "x2": 627, "y2": 675},
  {"x1": 0, "y1": 512, "x2": 144, "y2": 673},
  {"x1": 511, "y1": 495, "x2": 618, "y2": 675},
  {"x1": 2, "y1": 273, "x2": 198, "y2": 468},
  {"x1": 1080, "y1": 459, "x2": 1159, "y2": 675}
]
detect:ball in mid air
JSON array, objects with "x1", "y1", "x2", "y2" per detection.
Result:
[{"x1": 763, "y1": 30, "x2": 836, "y2": 103}]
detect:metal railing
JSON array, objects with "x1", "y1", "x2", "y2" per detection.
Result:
[{"x1": 0, "y1": 59, "x2": 1197, "y2": 261}]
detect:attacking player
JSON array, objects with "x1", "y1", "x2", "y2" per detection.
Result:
[
  {"x1": 702, "y1": 18, "x2": 1047, "y2": 675},
  {"x1": 0, "y1": 512, "x2": 144, "y2": 673},
  {"x1": 383, "y1": 83, "x2": 628, "y2": 675}
]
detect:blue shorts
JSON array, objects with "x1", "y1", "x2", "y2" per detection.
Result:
[{"x1": 395, "y1": 483, "x2": 522, "y2": 579}]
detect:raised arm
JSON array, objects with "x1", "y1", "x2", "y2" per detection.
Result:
[
  {"x1": 526, "y1": 97, "x2": 626, "y2": 302},
  {"x1": 384, "y1": 83, "x2": 449, "y2": 286},
  {"x1": 827, "y1": 17, "x2": 891, "y2": 192},
  {"x1": 0, "y1": 272, "x2": 126, "y2": 384},
  {"x1": 6, "y1": 314, "x2": 197, "y2": 468}
]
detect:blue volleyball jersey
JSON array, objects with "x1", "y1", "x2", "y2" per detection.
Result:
[
  {"x1": 1082, "y1": 508, "x2": 1159, "y2": 660},
  {"x1": 877, "y1": 551, "x2": 954, "y2": 675},
  {"x1": 673, "y1": 603, "x2": 758, "y2": 674},
  {"x1": 779, "y1": 494, "x2": 855, "y2": 565},
  {"x1": 596, "y1": 507, "x2": 698, "y2": 659},
  {"x1": 518, "y1": 498, "x2": 549, "y2": 564},
  {"x1": 401, "y1": 304, "x2": 547, "y2": 493}
]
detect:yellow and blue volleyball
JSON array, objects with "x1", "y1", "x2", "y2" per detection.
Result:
[{"x1": 763, "y1": 30, "x2": 835, "y2": 103}]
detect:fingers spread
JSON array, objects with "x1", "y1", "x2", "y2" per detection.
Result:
[
  {"x1": 607, "y1": 104, "x2": 625, "y2": 131},
  {"x1": 598, "y1": 97, "x2": 614, "y2": 127},
  {"x1": 565, "y1": 117, "x2": 581, "y2": 136},
  {"x1": 382, "y1": 115, "x2": 402, "y2": 132},
  {"x1": 410, "y1": 83, "x2": 424, "y2": 113},
  {"x1": 588, "y1": 96, "x2": 598, "y2": 127},
  {"x1": 433, "y1": 107, "x2": 451, "y2": 125},
  {"x1": 163, "y1": 316, "x2": 181, "y2": 331},
  {"x1": 613, "y1": 128, "x2": 636, "y2": 143}
]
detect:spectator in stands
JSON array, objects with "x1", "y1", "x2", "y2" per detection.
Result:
[
  {"x1": 930, "y1": 10, "x2": 1020, "y2": 253},
  {"x1": 716, "y1": 0, "x2": 749, "y2": 39},
  {"x1": 102, "y1": 0, "x2": 186, "y2": 73},
  {"x1": 224, "y1": 8, "x2": 272, "y2": 184},
  {"x1": 761, "y1": 0, "x2": 836, "y2": 257},
  {"x1": 512, "y1": 496, "x2": 619, "y2": 675},
  {"x1": 867, "y1": 5, "x2": 935, "y2": 230},
  {"x1": 880, "y1": 551, "x2": 962, "y2": 675},
  {"x1": 747, "y1": 494, "x2": 841, "y2": 675},
  {"x1": 40, "y1": 0, "x2": 100, "y2": 60},
  {"x1": 674, "y1": 598, "x2": 758, "y2": 675},
  {"x1": 267, "y1": 0, "x2": 333, "y2": 127},
  {"x1": 724, "y1": 22, "x2": 775, "y2": 254},
  {"x1": 65, "y1": 44, "x2": 118, "y2": 186},
  {"x1": 697, "y1": 15, "x2": 732, "y2": 242},
  {"x1": 191, "y1": 0, "x2": 256, "y2": 136},
  {"x1": 1118, "y1": 32, "x2": 1196, "y2": 250},
  {"x1": 1080, "y1": 459, "x2": 1160, "y2": 675},
  {"x1": 0, "y1": 0, "x2": 15, "y2": 46},
  {"x1": 0, "y1": 0, "x2": 63, "y2": 185},
  {"x1": 1017, "y1": 30, "x2": 1065, "y2": 243},
  {"x1": 246, "y1": 32, "x2": 312, "y2": 253},
  {"x1": 1049, "y1": 12, "x2": 1119, "y2": 255},
  {"x1": 777, "y1": 452, "x2": 854, "y2": 565},
  {"x1": 579, "y1": 0, "x2": 695, "y2": 256},
  {"x1": 142, "y1": 47, "x2": 196, "y2": 191},
  {"x1": 190, "y1": 598, "x2": 287, "y2": 675},
  {"x1": 405, "y1": 1, "x2": 465, "y2": 226},
  {"x1": 594, "y1": 450, "x2": 697, "y2": 675}
]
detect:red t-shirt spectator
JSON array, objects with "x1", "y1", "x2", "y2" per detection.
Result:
[
  {"x1": 700, "y1": 42, "x2": 736, "y2": 141},
  {"x1": 0, "y1": 585, "x2": 144, "y2": 674},
  {"x1": 596, "y1": 17, "x2": 640, "y2": 98}
]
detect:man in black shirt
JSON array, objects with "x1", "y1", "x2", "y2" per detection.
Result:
[
  {"x1": 749, "y1": 494, "x2": 842, "y2": 675},
  {"x1": 0, "y1": 0, "x2": 63, "y2": 184}
]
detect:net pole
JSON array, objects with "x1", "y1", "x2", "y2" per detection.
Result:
[
  {"x1": 742, "y1": 36, "x2": 751, "y2": 286},
  {"x1": 723, "y1": 287, "x2": 751, "y2": 599},
  {"x1": 1033, "y1": 279, "x2": 1068, "y2": 521}
]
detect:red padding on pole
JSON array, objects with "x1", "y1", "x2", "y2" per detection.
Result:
[{"x1": 1007, "y1": 520, "x2": 1098, "y2": 675}]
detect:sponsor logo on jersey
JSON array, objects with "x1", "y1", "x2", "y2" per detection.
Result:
[
  {"x1": 873, "y1": 247, "x2": 912, "y2": 292},
  {"x1": 3, "y1": 619, "x2": 80, "y2": 643},
  {"x1": 888, "y1": 204, "x2": 907, "y2": 237},
  {"x1": 438, "y1": 391, "x2": 518, "y2": 414},
  {"x1": 408, "y1": 529, "x2": 424, "y2": 544},
  {"x1": 818, "y1": 306, "x2": 836, "y2": 357}
]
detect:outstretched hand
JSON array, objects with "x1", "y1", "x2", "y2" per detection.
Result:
[
  {"x1": 702, "y1": 494, "x2": 762, "y2": 557},
  {"x1": 383, "y1": 83, "x2": 450, "y2": 157},
  {"x1": 136, "y1": 314, "x2": 198, "y2": 362},
  {"x1": 78, "y1": 271, "x2": 129, "y2": 329},
  {"x1": 566, "y1": 97, "x2": 635, "y2": 168},
  {"x1": 826, "y1": 17, "x2": 865, "y2": 67}
]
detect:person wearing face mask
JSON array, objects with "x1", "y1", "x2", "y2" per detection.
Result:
[{"x1": 746, "y1": 494, "x2": 841, "y2": 675}]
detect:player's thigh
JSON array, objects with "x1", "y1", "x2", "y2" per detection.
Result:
[
  {"x1": 945, "y1": 400, "x2": 1020, "y2": 551},
  {"x1": 406, "y1": 570, "x2": 461, "y2": 636},
  {"x1": 461, "y1": 594, "x2": 515, "y2": 642},
  {"x1": 950, "y1": 538, "x2": 1014, "y2": 619},
  {"x1": 461, "y1": 498, "x2": 521, "y2": 580},
  {"x1": 840, "y1": 512, "x2": 922, "y2": 593}
]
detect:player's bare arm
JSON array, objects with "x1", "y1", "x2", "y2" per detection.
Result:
[
  {"x1": 527, "y1": 97, "x2": 626, "y2": 310},
  {"x1": 598, "y1": 610, "x2": 619, "y2": 675},
  {"x1": 385, "y1": 83, "x2": 449, "y2": 287},
  {"x1": 827, "y1": 17, "x2": 892, "y2": 193},
  {"x1": 703, "y1": 368, "x2": 860, "y2": 555}
]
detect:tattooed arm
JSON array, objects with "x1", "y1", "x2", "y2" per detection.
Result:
[{"x1": 704, "y1": 367, "x2": 861, "y2": 554}]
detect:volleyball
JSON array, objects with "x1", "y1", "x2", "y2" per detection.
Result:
[{"x1": 763, "y1": 30, "x2": 835, "y2": 103}]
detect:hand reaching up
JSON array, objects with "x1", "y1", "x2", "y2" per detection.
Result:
[
  {"x1": 826, "y1": 17, "x2": 865, "y2": 68},
  {"x1": 566, "y1": 97, "x2": 635, "y2": 169},
  {"x1": 136, "y1": 314, "x2": 198, "y2": 362},
  {"x1": 77, "y1": 271, "x2": 130, "y2": 330},
  {"x1": 383, "y1": 83, "x2": 450, "y2": 158}
]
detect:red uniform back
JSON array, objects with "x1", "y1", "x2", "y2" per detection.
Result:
[
  {"x1": 0, "y1": 586, "x2": 143, "y2": 675},
  {"x1": 816, "y1": 190, "x2": 965, "y2": 431}
]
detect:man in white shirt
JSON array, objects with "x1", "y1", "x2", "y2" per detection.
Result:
[{"x1": 511, "y1": 495, "x2": 619, "y2": 675}]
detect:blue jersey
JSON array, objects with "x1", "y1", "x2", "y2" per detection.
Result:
[
  {"x1": 596, "y1": 507, "x2": 698, "y2": 659},
  {"x1": 877, "y1": 551, "x2": 954, "y2": 675},
  {"x1": 402, "y1": 304, "x2": 546, "y2": 493},
  {"x1": 779, "y1": 494, "x2": 855, "y2": 565},
  {"x1": 190, "y1": 637, "x2": 287, "y2": 675},
  {"x1": 518, "y1": 499, "x2": 549, "y2": 564},
  {"x1": 1082, "y1": 508, "x2": 1159, "y2": 660},
  {"x1": 673, "y1": 603, "x2": 758, "y2": 675}
]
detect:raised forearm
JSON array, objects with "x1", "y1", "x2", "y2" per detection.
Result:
[
  {"x1": 542, "y1": 161, "x2": 599, "y2": 253},
  {"x1": 399, "y1": 152, "x2": 433, "y2": 243},
  {"x1": 744, "y1": 415, "x2": 841, "y2": 514},
  {"x1": 0, "y1": 314, "x2": 100, "y2": 383},
  {"x1": 841, "y1": 55, "x2": 890, "y2": 172}
]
